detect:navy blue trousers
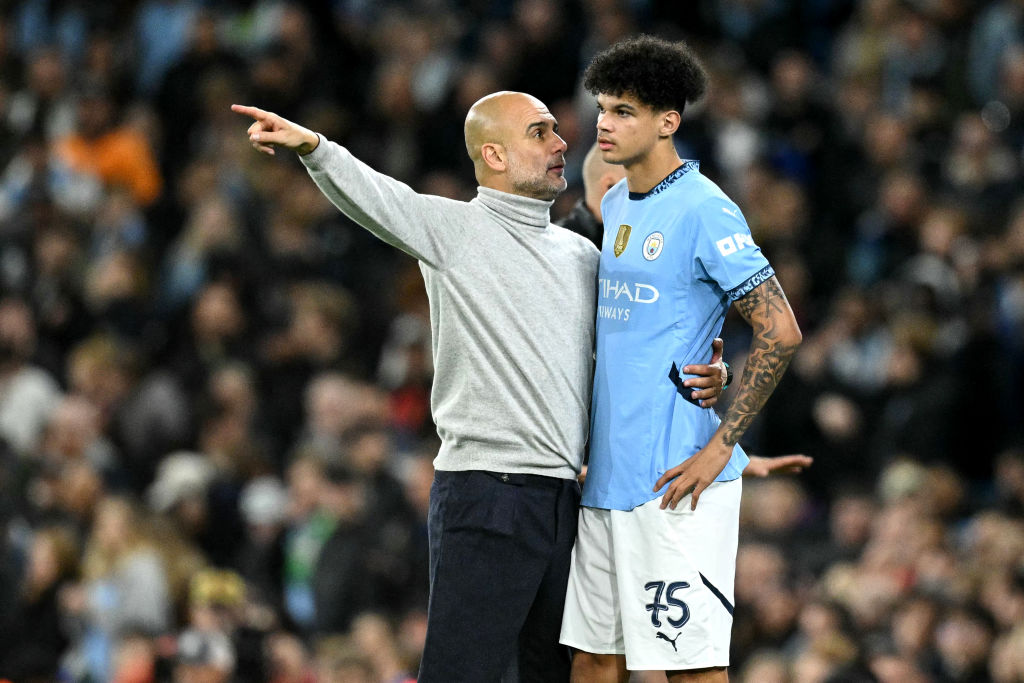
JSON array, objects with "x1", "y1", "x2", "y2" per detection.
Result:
[{"x1": 418, "y1": 469, "x2": 580, "y2": 683}]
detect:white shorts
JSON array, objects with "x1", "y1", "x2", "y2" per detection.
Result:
[{"x1": 559, "y1": 479, "x2": 741, "y2": 671}]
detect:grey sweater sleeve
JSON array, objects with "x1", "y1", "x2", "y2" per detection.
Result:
[{"x1": 300, "y1": 136, "x2": 466, "y2": 270}]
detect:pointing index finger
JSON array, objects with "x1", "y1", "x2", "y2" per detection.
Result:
[{"x1": 231, "y1": 104, "x2": 268, "y2": 121}]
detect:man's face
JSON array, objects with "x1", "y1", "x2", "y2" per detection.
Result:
[
  {"x1": 595, "y1": 92, "x2": 666, "y2": 167},
  {"x1": 502, "y1": 97, "x2": 567, "y2": 201}
]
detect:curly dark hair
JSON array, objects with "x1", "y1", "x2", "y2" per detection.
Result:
[{"x1": 583, "y1": 35, "x2": 708, "y2": 114}]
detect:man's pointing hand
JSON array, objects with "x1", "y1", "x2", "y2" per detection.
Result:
[{"x1": 231, "y1": 104, "x2": 320, "y2": 156}]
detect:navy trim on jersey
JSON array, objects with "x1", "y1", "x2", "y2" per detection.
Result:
[
  {"x1": 628, "y1": 160, "x2": 700, "y2": 200},
  {"x1": 699, "y1": 572, "x2": 734, "y2": 615},
  {"x1": 668, "y1": 362, "x2": 703, "y2": 407},
  {"x1": 726, "y1": 264, "x2": 775, "y2": 301}
]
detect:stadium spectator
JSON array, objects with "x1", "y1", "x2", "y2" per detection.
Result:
[
  {"x1": 0, "y1": 525, "x2": 79, "y2": 681},
  {"x1": 56, "y1": 82, "x2": 162, "y2": 207},
  {"x1": 63, "y1": 496, "x2": 171, "y2": 682},
  {"x1": 0, "y1": 296, "x2": 61, "y2": 457}
]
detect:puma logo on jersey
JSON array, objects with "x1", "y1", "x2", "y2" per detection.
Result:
[
  {"x1": 656, "y1": 631, "x2": 680, "y2": 651},
  {"x1": 721, "y1": 207, "x2": 741, "y2": 219}
]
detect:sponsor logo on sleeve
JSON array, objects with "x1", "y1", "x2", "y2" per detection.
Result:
[{"x1": 716, "y1": 232, "x2": 756, "y2": 257}]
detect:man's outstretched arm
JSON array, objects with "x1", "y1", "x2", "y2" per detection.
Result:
[
  {"x1": 231, "y1": 104, "x2": 466, "y2": 269},
  {"x1": 655, "y1": 275, "x2": 802, "y2": 509}
]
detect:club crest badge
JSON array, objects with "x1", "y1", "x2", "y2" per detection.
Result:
[
  {"x1": 614, "y1": 224, "x2": 632, "y2": 257},
  {"x1": 643, "y1": 232, "x2": 664, "y2": 260}
]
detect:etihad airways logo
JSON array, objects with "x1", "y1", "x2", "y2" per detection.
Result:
[{"x1": 599, "y1": 279, "x2": 660, "y2": 304}]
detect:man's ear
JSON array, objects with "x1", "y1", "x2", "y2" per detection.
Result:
[
  {"x1": 659, "y1": 110, "x2": 681, "y2": 137},
  {"x1": 481, "y1": 143, "x2": 507, "y2": 172}
]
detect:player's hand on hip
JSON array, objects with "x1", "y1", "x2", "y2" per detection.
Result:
[
  {"x1": 231, "y1": 104, "x2": 320, "y2": 156},
  {"x1": 682, "y1": 338, "x2": 727, "y2": 408},
  {"x1": 654, "y1": 441, "x2": 732, "y2": 511},
  {"x1": 742, "y1": 454, "x2": 813, "y2": 478}
]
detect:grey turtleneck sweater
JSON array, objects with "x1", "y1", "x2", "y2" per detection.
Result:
[{"x1": 301, "y1": 137, "x2": 599, "y2": 479}]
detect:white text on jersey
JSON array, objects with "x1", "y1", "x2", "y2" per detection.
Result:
[
  {"x1": 598, "y1": 279, "x2": 660, "y2": 304},
  {"x1": 716, "y1": 233, "x2": 755, "y2": 256}
]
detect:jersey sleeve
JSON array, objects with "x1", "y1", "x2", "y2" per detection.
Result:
[{"x1": 692, "y1": 196, "x2": 774, "y2": 300}]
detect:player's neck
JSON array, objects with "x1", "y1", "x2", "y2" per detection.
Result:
[{"x1": 624, "y1": 143, "x2": 683, "y2": 195}]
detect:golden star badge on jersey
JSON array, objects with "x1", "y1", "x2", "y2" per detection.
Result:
[{"x1": 614, "y1": 224, "x2": 632, "y2": 257}]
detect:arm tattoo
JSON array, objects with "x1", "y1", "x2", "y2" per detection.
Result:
[{"x1": 719, "y1": 276, "x2": 799, "y2": 447}]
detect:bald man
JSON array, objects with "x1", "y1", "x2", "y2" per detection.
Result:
[{"x1": 232, "y1": 95, "x2": 726, "y2": 682}]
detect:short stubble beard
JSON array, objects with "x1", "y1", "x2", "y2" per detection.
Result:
[{"x1": 507, "y1": 158, "x2": 566, "y2": 201}]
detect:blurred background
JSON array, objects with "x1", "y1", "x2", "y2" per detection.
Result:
[{"x1": 0, "y1": 0, "x2": 1021, "y2": 681}]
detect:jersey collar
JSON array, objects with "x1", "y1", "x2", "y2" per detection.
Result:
[{"x1": 628, "y1": 160, "x2": 700, "y2": 201}]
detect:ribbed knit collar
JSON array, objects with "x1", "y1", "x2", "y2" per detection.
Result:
[{"x1": 476, "y1": 186, "x2": 552, "y2": 229}]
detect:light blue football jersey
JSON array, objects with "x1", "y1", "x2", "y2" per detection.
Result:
[{"x1": 582, "y1": 161, "x2": 774, "y2": 511}]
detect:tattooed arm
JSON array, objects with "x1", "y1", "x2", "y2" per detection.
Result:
[
  {"x1": 654, "y1": 276, "x2": 802, "y2": 510},
  {"x1": 717, "y1": 276, "x2": 802, "y2": 447}
]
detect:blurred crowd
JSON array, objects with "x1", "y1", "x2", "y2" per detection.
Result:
[{"x1": 0, "y1": 0, "x2": 1021, "y2": 681}]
